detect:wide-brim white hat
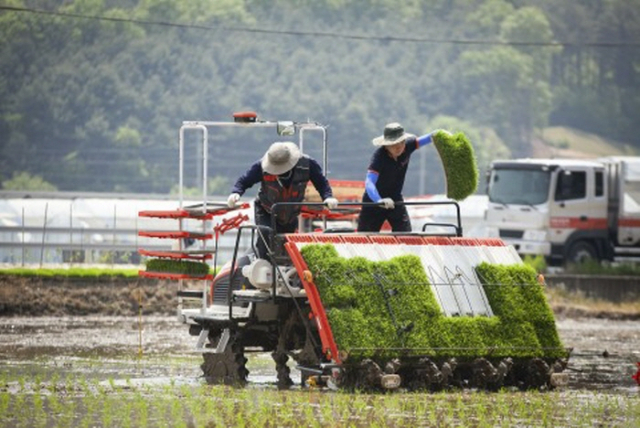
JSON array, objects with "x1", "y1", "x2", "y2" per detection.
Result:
[
  {"x1": 372, "y1": 122, "x2": 414, "y2": 146},
  {"x1": 261, "y1": 142, "x2": 302, "y2": 175}
]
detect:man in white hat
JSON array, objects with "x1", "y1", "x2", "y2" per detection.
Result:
[
  {"x1": 228, "y1": 141, "x2": 338, "y2": 257},
  {"x1": 357, "y1": 122, "x2": 440, "y2": 232}
]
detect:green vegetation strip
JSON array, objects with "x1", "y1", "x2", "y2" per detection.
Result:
[
  {"x1": 301, "y1": 244, "x2": 565, "y2": 359},
  {"x1": 565, "y1": 259, "x2": 640, "y2": 276},
  {"x1": 0, "y1": 267, "x2": 139, "y2": 278},
  {"x1": 432, "y1": 130, "x2": 479, "y2": 201},
  {"x1": 522, "y1": 255, "x2": 640, "y2": 277}
]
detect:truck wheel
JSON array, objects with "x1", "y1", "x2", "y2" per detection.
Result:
[{"x1": 566, "y1": 241, "x2": 598, "y2": 264}]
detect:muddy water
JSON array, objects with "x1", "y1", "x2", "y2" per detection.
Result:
[
  {"x1": 1, "y1": 315, "x2": 639, "y2": 393},
  {"x1": 0, "y1": 316, "x2": 288, "y2": 387},
  {"x1": 555, "y1": 317, "x2": 640, "y2": 392}
]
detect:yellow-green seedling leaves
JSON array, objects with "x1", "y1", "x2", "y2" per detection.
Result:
[{"x1": 432, "y1": 130, "x2": 479, "y2": 201}]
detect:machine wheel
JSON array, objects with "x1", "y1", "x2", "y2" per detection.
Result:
[
  {"x1": 294, "y1": 334, "x2": 322, "y2": 387},
  {"x1": 273, "y1": 305, "x2": 317, "y2": 389},
  {"x1": 201, "y1": 332, "x2": 248, "y2": 385},
  {"x1": 338, "y1": 359, "x2": 384, "y2": 392},
  {"x1": 401, "y1": 358, "x2": 443, "y2": 391},
  {"x1": 272, "y1": 307, "x2": 299, "y2": 390},
  {"x1": 521, "y1": 358, "x2": 551, "y2": 390},
  {"x1": 566, "y1": 240, "x2": 598, "y2": 264}
]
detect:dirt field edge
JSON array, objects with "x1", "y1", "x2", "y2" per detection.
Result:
[{"x1": 1, "y1": 275, "x2": 639, "y2": 319}]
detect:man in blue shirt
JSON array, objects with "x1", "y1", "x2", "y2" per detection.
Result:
[
  {"x1": 357, "y1": 123, "x2": 439, "y2": 232},
  {"x1": 228, "y1": 141, "x2": 338, "y2": 257}
]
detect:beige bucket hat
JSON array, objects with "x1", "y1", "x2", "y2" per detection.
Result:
[
  {"x1": 372, "y1": 122, "x2": 415, "y2": 146},
  {"x1": 261, "y1": 142, "x2": 302, "y2": 175}
]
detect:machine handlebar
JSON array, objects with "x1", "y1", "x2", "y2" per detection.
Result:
[{"x1": 271, "y1": 200, "x2": 463, "y2": 237}]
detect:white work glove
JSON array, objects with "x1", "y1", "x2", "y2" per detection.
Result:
[
  {"x1": 227, "y1": 193, "x2": 240, "y2": 208},
  {"x1": 324, "y1": 197, "x2": 339, "y2": 210},
  {"x1": 378, "y1": 198, "x2": 395, "y2": 209}
]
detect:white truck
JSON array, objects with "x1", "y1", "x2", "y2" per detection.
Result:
[{"x1": 485, "y1": 156, "x2": 640, "y2": 265}]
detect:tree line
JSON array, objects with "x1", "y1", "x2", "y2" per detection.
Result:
[{"x1": 1, "y1": 0, "x2": 639, "y2": 197}]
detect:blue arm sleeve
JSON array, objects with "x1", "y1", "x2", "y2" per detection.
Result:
[
  {"x1": 417, "y1": 132, "x2": 434, "y2": 147},
  {"x1": 365, "y1": 171, "x2": 381, "y2": 202}
]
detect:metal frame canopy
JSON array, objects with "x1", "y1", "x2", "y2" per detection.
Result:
[{"x1": 178, "y1": 114, "x2": 329, "y2": 211}]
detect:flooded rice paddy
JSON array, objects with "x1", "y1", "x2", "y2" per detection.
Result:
[
  {"x1": 1, "y1": 315, "x2": 639, "y2": 391},
  {"x1": 1, "y1": 315, "x2": 639, "y2": 426}
]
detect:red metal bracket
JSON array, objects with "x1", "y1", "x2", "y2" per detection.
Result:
[
  {"x1": 214, "y1": 212, "x2": 249, "y2": 235},
  {"x1": 284, "y1": 241, "x2": 341, "y2": 364},
  {"x1": 300, "y1": 206, "x2": 360, "y2": 220}
]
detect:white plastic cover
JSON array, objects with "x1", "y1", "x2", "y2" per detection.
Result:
[{"x1": 294, "y1": 239, "x2": 522, "y2": 317}]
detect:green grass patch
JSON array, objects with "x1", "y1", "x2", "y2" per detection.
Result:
[
  {"x1": 522, "y1": 254, "x2": 548, "y2": 273},
  {"x1": 0, "y1": 267, "x2": 139, "y2": 278},
  {"x1": 522, "y1": 255, "x2": 640, "y2": 276},
  {"x1": 301, "y1": 244, "x2": 565, "y2": 359},
  {"x1": 432, "y1": 130, "x2": 479, "y2": 201},
  {"x1": 565, "y1": 259, "x2": 640, "y2": 276}
]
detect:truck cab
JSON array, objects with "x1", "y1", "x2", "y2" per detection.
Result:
[{"x1": 485, "y1": 158, "x2": 611, "y2": 265}]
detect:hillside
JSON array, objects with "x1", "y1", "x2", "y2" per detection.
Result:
[
  {"x1": 2, "y1": 1, "x2": 639, "y2": 195},
  {"x1": 532, "y1": 127, "x2": 639, "y2": 159}
]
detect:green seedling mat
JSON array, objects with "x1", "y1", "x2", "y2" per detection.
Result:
[
  {"x1": 145, "y1": 258, "x2": 210, "y2": 276},
  {"x1": 432, "y1": 131, "x2": 479, "y2": 201},
  {"x1": 301, "y1": 244, "x2": 565, "y2": 360}
]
